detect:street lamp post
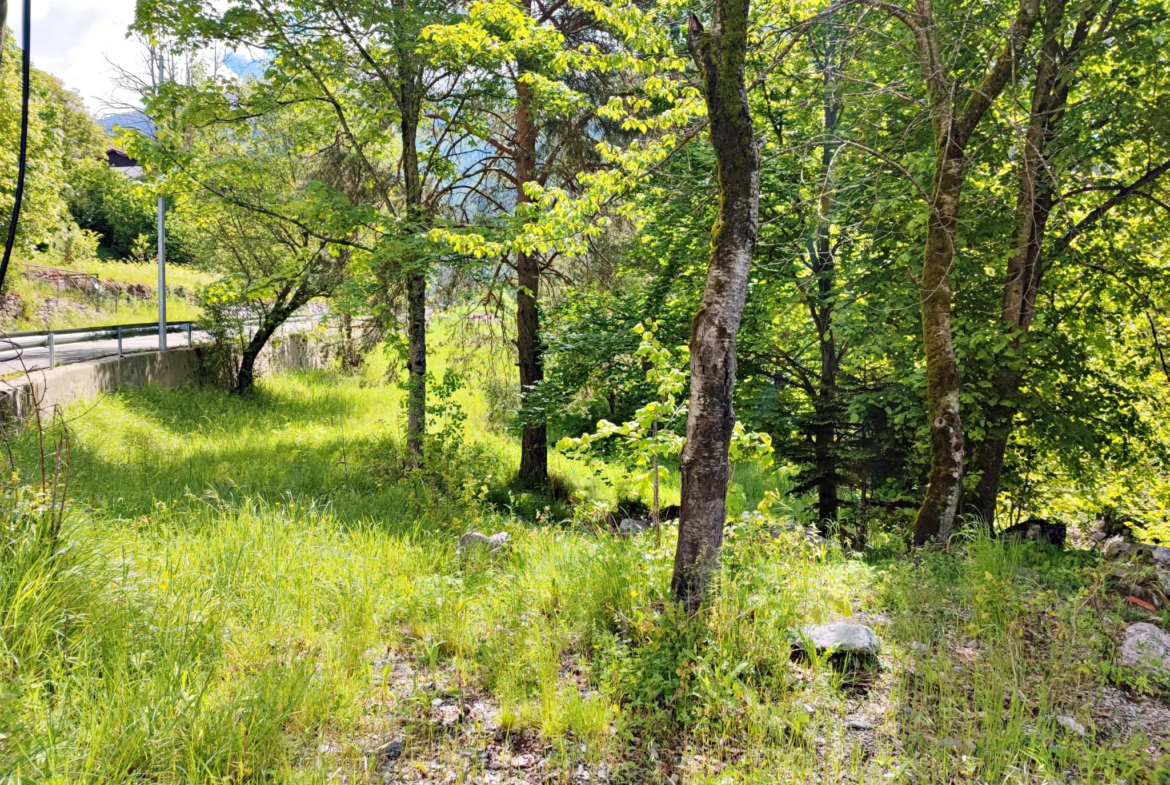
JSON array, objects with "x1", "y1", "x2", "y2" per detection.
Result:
[{"x1": 157, "y1": 55, "x2": 167, "y2": 351}]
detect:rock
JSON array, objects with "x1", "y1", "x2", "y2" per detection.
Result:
[
  {"x1": 375, "y1": 739, "x2": 403, "y2": 762},
  {"x1": 846, "y1": 716, "x2": 873, "y2": 731},
  {"x1": 911, "y1": 641, "x2": 928, "y2": 655},
  {"x1": 1154, "y1": 547, "x2": 1170, "y2": 567},
  {"x1": 459, "y1": 531, "x2": 509, "y2": 553},
  {"x1": 618, "y1": 518, "x2": 652, "y2": 536},
  {"x1": 797, "y1": 622, "x2": 881, "y2": 667},
  {"x1": 1000, "y1": 518, "x2": 1066, "y2": 547},
  {"x1": 1120, "y1": 623, "x2": 1170, "y2": 674},
  {"x1": 1056, "y1": 715, "x2": 1086, "y2": 736},
  {"x1": 1102, "y1": 537, "x2": 1133, "y2": 560}
]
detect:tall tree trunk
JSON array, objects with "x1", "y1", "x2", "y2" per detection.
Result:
[
  {"x1": 401, "y1": 82, "x2": 427, "y2": 464},
  {"x1": 912, "y1": 151, "x2": 966, "y2": 546},
  {"x1": 811, "y1": 26, "x2": 841, "y2": 532},
  {"x1": 672, "y1": 1, "x2": 759, "y2": 613},
  {"x1": 900, "y1": 0, "x2": 1040, "y2": 546},
  {"x1": 968, "y1": 0, "x2": 1091, "y2": 527},
  {"x1": 514, "y1": 71, "x2": 548, "y2": 484}
]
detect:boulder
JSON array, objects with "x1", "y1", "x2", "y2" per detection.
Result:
[
  {"x1": 459, "y1": 531, "x2": 509, "y2": 553},
  {"x1": 796, "y1": 622, "x2": 881, "y2": 667},
  {"x1": 1119, "y1": 622, "x2": 1170, "y2": 675},
  {"x1": 1000, "y1": 518, "x2": 1066, "y2": 547}
]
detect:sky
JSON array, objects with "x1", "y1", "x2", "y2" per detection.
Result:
[{"x1": 8, "y1": 0, "x2": 154, "y2": 115}]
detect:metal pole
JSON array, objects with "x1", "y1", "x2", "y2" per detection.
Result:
[
  {"x1": 157, "y1": 55, "x2": 167, "y2": 351},
  {"x1": 186, "y1": 322, "x2": 192, "y2": 345},
  {"x1": 117, "y1": 326, "x2": 123, "y2": 357},
  {"x1": 48, "y1": 331, "x2": 54, "y2": 367}
]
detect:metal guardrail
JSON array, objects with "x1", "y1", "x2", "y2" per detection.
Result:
[
  {"x1": 0, "y1": 313, "x2": 329, "y2": 368},
  {"x1": 0, "y1": 321, "x2": 196, "y2": 367}
]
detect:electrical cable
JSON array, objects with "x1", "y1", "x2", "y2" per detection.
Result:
[{"x1": 0, "y1": 0, "x2": 31, "y2": 292}]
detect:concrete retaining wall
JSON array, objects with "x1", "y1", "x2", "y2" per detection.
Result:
[{"x1": 0, "y1": 332, "x2": 334, "y2": 420}]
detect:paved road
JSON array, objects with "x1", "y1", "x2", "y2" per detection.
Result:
[
  {"x1": 0, "y1": 315, "x2": 325, "y2": 377},
  {"x1": 0, "y1": 328, "x2": 205, "y2": 376}
]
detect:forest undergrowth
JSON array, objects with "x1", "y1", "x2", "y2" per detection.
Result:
[{"x1": 1, "y1": 362, "x2": 1167, "y2": 784}]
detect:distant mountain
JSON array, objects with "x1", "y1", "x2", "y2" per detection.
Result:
[{"x1": 98, "y1": 113, "x2": 154, "y2": 135}]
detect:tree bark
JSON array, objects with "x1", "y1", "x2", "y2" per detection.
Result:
[
  {"x1": 514, "y1": 69, "x2": 548, "y2": 484},
  {"x1": 811, "y1": 26, "x2": 841, "y2": 532},
  {"x1": 234, "y1": 293, "x2": 309, "y2": 395},
  {"x1": 392, "y1": 0, "x2": 428, "y2": 465},
  {"x1": 672, "y1": 1, "x2": 759, "y2": 613},
  {"x1": 401, "y1": 78, "x2": 427, "y2": 464}
]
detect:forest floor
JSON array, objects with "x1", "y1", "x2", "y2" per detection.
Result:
[{"x1": 2, "y1": 346, "x2": 1169, "y2": 784}]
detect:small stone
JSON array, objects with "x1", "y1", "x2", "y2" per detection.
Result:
[
  {"x1": 1056, "y1": 715, "x2": 1086, "y2": 736},
  {"x1": 911, "y1": 641, "x2": 928, "y2": 655},
  {"x1": 803, "y1": 703, "x2": 817, "y2": 716},
  {"x1": 376, "y1": 740, "x2": 403, "y2": 762},
  {"x1": 459, "y1": 530, "x2": 509, "y2": 553},
  {"x1": 1103, "y1": 537, "x2": 1132, "y2": 560},
  {"x1": 846, "y1": 716, "x2": 873, "y2": 731},
  {"x1": 1153, "y1": 546, "x2": 1170, "y2": 566}
]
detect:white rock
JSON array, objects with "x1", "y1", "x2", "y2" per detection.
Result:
[
  {"x1": 1056, "y1": 715, "x2": 1086, "y2": 736},
  {"x1": 799, "y1": 622, "x2": 881, "y2": 658}
]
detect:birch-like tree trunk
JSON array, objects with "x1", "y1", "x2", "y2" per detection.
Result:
[{"x1": 672, "y1": 0, "x2": 760, "y2": 612}]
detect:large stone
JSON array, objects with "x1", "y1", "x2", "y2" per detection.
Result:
[
  {"x1": 618, "y1": 518, "x2": 652, "y2": 536},
  {"x1": 797, "y1": 622, "x2": 881, "y2": 665},
  {"x1": 459, "y1": 531, "x2": 509, "y2": 553},
  {"x1": 1119, "y1": 623, "x2": 1170, "y2": 674}
]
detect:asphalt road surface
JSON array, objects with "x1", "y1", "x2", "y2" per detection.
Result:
[{"x1": 0, "y1": 328, "x2": 205, "y2": 377}]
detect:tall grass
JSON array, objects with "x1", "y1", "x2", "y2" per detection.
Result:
[{"x1": 0, "y1": 365, "x2": 1158, "y2": 783}]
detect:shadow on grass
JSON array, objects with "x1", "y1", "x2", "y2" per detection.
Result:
[{"x1": 7, "y1": 373, "x2": 482, "y2": 533}]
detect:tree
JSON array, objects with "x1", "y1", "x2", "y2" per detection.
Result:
[
  {"x1": 137, "y1": 0, "x2": 477, "y2": 443},
  {"x1": 857, "y1": 0, "x2": 1041, "y2": 545},
  {"x1": 968, "y1": 0, "x2": 1170, "y2": 525},
  {"x1": 132, "y1": 90, "x2": 363, "y2": 393},
  {"x1": 671, "y1": 0, "x2": 761, "y2": 613}
]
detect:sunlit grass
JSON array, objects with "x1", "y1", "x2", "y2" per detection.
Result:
[{"x1": 0, "y1": 354, "x2": 1162, "y2": 783}]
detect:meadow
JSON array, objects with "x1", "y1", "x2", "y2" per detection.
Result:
[{"x1": 0, "y1": 358, "x2": 1167, "y2": 784}]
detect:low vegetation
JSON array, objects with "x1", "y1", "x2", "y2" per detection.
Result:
[{"x1": 1, "y1": 366, "x2": 1166, "y2": 784}]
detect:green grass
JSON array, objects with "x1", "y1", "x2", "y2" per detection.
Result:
[
  {"x1": 2, "y1": 252, "x2": 211, "y2": 331},
  {"x1": 0, "y1": 362, "x2": 1166, "y2": 783}
]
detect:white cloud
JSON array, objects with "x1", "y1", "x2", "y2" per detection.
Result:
[{"x1": 9, "y1": 0, "x2": 148, "y2": 114}]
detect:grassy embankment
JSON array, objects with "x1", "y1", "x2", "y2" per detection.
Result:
[
  {"x1": 2, "y1": 254, "x2": 213, "y2": 331},
  {"x1": 1, "y1": 332, "x2": 1167, "y2": 783}
]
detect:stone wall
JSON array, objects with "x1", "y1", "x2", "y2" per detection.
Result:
[{"x1": 0, "y1": 332, "x2": 334, "y2": 420}]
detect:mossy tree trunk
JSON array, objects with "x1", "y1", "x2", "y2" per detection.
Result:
[{"x1": 672, "y1": 0, "x2": 760, "y2": 613}]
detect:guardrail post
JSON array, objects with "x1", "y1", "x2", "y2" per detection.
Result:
[
  {"x1": 117, "y1": 326, "x2": 123, "y2": 357},
  {"x1": 48, "y1": 331, "x2": 55, "y2": 367},
  {"x1": 186, "y1": 322, "x2": 192, "y2": 345}
]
